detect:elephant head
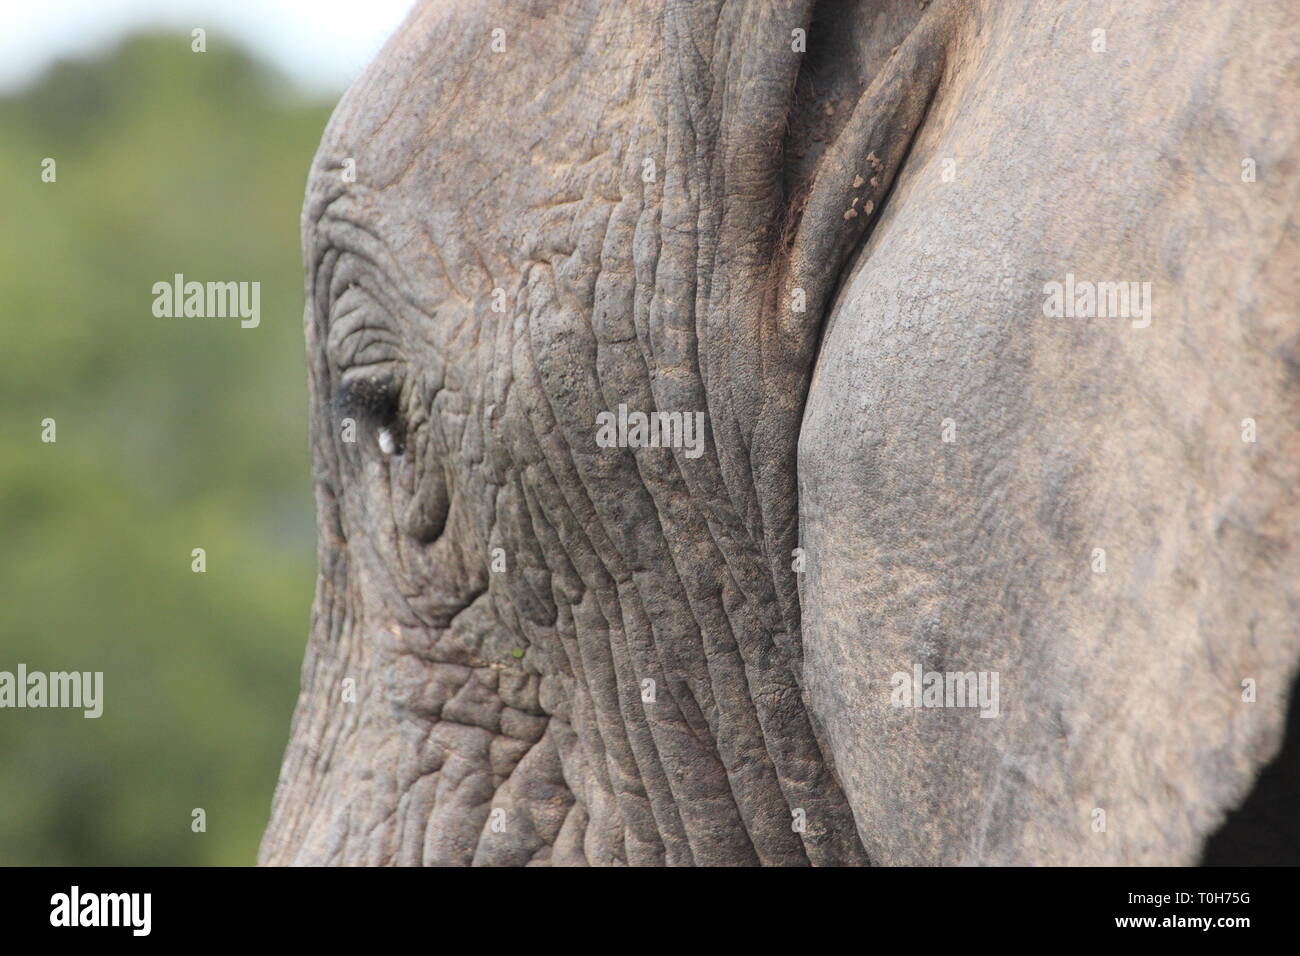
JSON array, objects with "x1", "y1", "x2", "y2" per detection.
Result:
[{"x1": 260, "y1": 0, "x2": 1300, "y2": 865}]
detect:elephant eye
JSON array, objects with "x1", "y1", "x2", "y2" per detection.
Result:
[{"x1": 335, "y1": 372, "x2": 406, "y2": 456}]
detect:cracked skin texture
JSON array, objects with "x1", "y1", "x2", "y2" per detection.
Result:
[{"x1": 260, "y1": 0, "x2": 1300, "y2": 865}]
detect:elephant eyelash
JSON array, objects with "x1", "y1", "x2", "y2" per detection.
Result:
[{"x1": 335, "y1": 373, "x2": 406, "y2": 456}]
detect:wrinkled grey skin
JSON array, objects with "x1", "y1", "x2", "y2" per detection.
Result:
[{"x1": 260, "y1": 0, "x2": 1300, "y2": 865}]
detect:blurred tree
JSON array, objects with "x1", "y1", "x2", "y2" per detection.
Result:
[{"x1": 0, "y1": 33, "x2": 331, "y2": 865}]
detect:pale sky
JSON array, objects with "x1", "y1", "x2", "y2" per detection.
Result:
[{"x1": 0, "y1": 0, "x2": 419, "y2": 94}]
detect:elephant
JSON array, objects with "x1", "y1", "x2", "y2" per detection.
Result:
[{"x1": 259, "y1": 0, "x2": 1300, "y2": 866}]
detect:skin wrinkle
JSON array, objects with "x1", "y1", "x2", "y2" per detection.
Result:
[
  {"x1": 511, "y1": 463, "x2": 644, "y2": 850},
  {"x1": 653, "y1": 14, "x2": 783, "y2": 669},
  {"x1": 684, "y1": 7, "x2": 786, "y2": 637},
  {"x1": 579, "y1": 416, "x2": 759, "y2": 858},
  {"x1": 594, "y1": 185, "x2": 751, "y2": 773},
  {"x1": 422, "y1": 231, "x2": 472, "y2": 304},
  {"x1": 681, "y1": 1, "x2": 852, "y2": 858},
  {"x1": 538, "y1": 580, "x2": 640, "y2": 846},
  {"x1": 517, "y1": 290, "x2": 722, "y2": 858},
  {"x1": 655, "y1": 11, "x2": 847, "y2": 863},
  {"x1": 581, "y1": 602, "x2": 683, "y2": 863},
  {"x1": 548, "y1": 128, "x2": 769, "y2": 858}
]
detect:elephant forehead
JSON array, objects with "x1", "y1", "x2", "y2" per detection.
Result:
[{"x1": 308, "y1": 0, "x2": 649, "y2": 246}]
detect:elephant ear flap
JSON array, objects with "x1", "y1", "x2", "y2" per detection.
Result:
[
  {"x1": 736, "y1": 0, "x2": 960, "y2": 646},
  {"x1": 778, "y1": 0, "x2": 957, "y2": 353}
]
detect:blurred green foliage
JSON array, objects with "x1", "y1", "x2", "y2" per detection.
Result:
[{"x1": 0, "y1": 33, "x2": 334, "y2": 864}]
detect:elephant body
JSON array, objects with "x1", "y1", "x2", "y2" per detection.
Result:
[{"x1": 260, "y1": 0, "x2": 1300, "y2": 865}]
